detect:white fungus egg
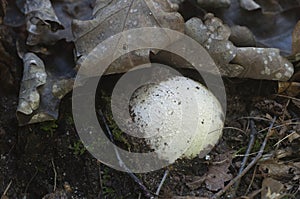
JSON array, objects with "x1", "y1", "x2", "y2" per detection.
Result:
[{"x1": 129, "y1": 76, "x2": 224, "y2": 163}]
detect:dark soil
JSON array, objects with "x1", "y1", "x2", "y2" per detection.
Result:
[
  {"x1": 1, "y1": 75, "x2": 299, "y2": 198},
  {"x1": 1, "y1": 1, "x2": 300, "y2": 199}
]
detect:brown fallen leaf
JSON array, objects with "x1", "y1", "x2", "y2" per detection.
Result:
[
  {"x1": 255, "y1": 0, "x2": 300, "y2": 14},
  {"x1": 229, "y1": 25, "x2": 256, "y2": 47},
  {"x1": 186, "y1": 175, "x2": 206, "y2": 190},
  {"x1": 196, "y1": 0, "x2": 230, "y2": 8},
  {"x1": 205, "y1": 154, "x2": 233, "y2": 191},
  {"x1": 239, "y1": 0, "x2": 260, "y2": 11},
  {"x1": 17, "y1": 53, "x2": 47, "y2": 116},
  {"x1": 24, "y1": 0, "x2": 64, "y2": 45},
  {"x1": 72, "y1": 0, "x2": 184, "y2": 75},
  {"x1": 232, "y1": 47, "x2": 294, "y2": 81},
  {"x1": 278, "y1": 82, "x2": 300, "y2": 96},
  {"x1": 51, "y1": 0, "x2": 94, "y2": 42},
  {"x1": 261, "y1": 178, "x2": 285, "y2": 199},
  {"x1": 259, "y1": 159, "x2": 300, "y2": 181},
  {"x1": 185, "y1": 152, "x2": 233, "y2": 192},
  {"x1": 218, "y1": 0, "x2": 299, "y2": 55},
  {"x1": 185, "y1": 14, "x2": 244, "y2": 77},
  {"x1": 16, "y1": 49, "x2": 75, "y2": 125}
]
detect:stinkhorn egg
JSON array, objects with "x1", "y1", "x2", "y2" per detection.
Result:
[{"x1": 129, "y1": 76, "x2": 224, "y2": 163}]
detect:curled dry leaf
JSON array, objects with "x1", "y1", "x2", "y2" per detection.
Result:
[
  {"x1": 72, "y1": 0, "x2": 184, "y2": 75},
  {"x1": 232, "y1": 47, "x2": 294, "y2": 81},
  {"x1": 204, "y1": 152, "x2": 233, "y2": 191},
  {"x1": 229, "y1": 25, "x2": 256, "y2": 47},
  {"x1": 17, "y1": 52, "x2": 74, "y2": 125},
  {"x1": 259, "y1": 159, "x2": 300, "y2": 181},
  {"x1": 17, "y1": 53, "x2": 47, "y2": 115},
  {"x1": 24, "y1": 0, "x2": 64, "y2": 45},
  {"x1": 197, "y1": 0, "x2": 230, "y2": 9},
  {"x1": 185, "y1": 15, "x2": 244, "y2": 77},
  {"x1": 51, "y1": 0, "x2": 94, "y2": 42},
  {"x1": 239, "y1": 0, "x2": 260, "y2": 11},
  {"x1": 168, "y1": 0, "x2": 184, "y2": 10},
  {"x1": 218, "y1": 0, "x2": 300, "y2": 55},
  {"x1": 261, "y1": 178, "x2": 285, "y2": 199},
  {"x1": 185, "y1": 14, "x2": 295, "y2": 80},
  {"x1": 186, "y1": 152, "x2": 233, "y2": 191},
  {"x1": 278, "y1": 82, "x2": 300, "y2": 96},
  {"x1": 255, "y1": 0, "x2": 300, "y2": 14}
]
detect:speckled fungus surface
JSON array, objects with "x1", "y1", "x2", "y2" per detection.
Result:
[{"x1": 129, "y1": 76, "x2": 224, "y2": 163}]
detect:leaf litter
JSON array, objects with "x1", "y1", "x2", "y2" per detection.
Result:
[{"x1": 0, "y1": 0, "x2": 299, "y2": 198}]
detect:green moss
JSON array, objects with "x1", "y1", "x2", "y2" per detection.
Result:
[
  {"x1": 99, "y1": 90, "x2": 131, "y2": 150},
  {"x1": 69, "y1": 140, "x2": 86, "y2": 156},
  {"x1": 40, "y1": 121, "x2": 58, "y2": 136}
]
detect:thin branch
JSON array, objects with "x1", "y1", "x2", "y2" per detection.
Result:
[
  {"x1": 24, "y1": 169, "x2": 38, "y2": 194},
  {"x1": 213, "y1": 116, "x2": 277, "y2": 199},
  {"x1": 1, "y1": 180, "x2": 12, "y2": 198},
  {"x1": 97, "y1": 109, "x2": 154, "y2": 198},
  {"x1": 232, "y1": 119, "x2": 257, "y2": 197},
  {"x1": 51, "y1": 158, "x2": 57, "y2": 192},
  {"x1": 245, "y1": 165, "x2": 258, "y2": 195},
  {"x1": 98, "y1": 162, "x2": 103, "y2": 198},
  {"x1": 155, "y1": 170, "x2": 169, "y2": 197}
]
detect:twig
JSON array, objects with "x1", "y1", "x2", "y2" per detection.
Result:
[
  {"x1": 51, "y1": 158, "x2": 57, "y2": 192},
  {"x1": 274, "y1": 94, "x2": 300, "y2": 102},
  {"x1": 1, "y1": 180, "x2": 12, "y2": 198},
  {"x1": 24, "y1": 169, "x2": 38, "y2": 194},
  {"x1": 97, "y1": 109, "x2": 154, "y2": 198},
  {"x1": 247, "y1": 188, "x2": 262, "y2": 198},
  {"x1": 98, "y1": 163, "x2": 103, "y2": 198},
  {"x1": 232, "y1": 119, "x2": 256, "y2": 196},
  {"x1": 213, "y1": 116, "x2": 277, "y2": 199},
  {"x1": 155, "y1": 170, "x2": 169, "y2": 197},
  {"x1": 245, "y1": 165, "x2": 258, "y2": 195},
  {"x1": 222, "y1": 127, "x2": 247, "y2": 135}
]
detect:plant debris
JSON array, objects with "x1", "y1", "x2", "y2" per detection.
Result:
[{"x1": 0, "y1": 0, "x2": 300, "y2": 198}]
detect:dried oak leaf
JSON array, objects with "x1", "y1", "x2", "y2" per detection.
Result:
[
  {"x1": 278, "y1": 82, "x2": 300, "y2": 96},
  {"x1": 186, "y1": 175, "x2": 206, "y2": 190},
  {"x1": 185, "y1": 153, "x2": 233, "y2": 191},
  {"x1": 197, "y1": 0, "x2": 231, "y2": 9},
  {"x1": 204, "y1": 153, "x2": 233, "y2": 191},
  {"x1": 17, "y1": 53, "x2": 47, "y2": 116},
  {"x1": 231, "y1": 47, "x2": 294, "y2": 81},
  {"x1": 217, "y1": 0, "x2": 300, "y2": 55},
  {"x1": 239, "y1": 0, "x2": 260, "y2": 11},
  {"x1": 72, "y1": 0, "x2": 184, "y2": 75},
  {"x1": 51, "y1": 0, "x2": 94, "y2": 42},
  {"x1": 255, "y1": 0, "x2": 300, "y2": 14},
  {"x1": 185, "y1": 14, "x2": 244, "y2": 77},
  {"x1": 24, "y1": 0, "x2": 64, "y2": 45},
  {"x1": 229, "y1": 25, "x2": 256, "y2": 47},
  {"x1": 259, "y1": 159, "x2": 300, "y2": 181},
  {"x1": 261, "y1": 178, "x2": 285, "y2": 199},
  {"x1": 17, "y1": 52, "x2": 74, "y2": 125}
]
